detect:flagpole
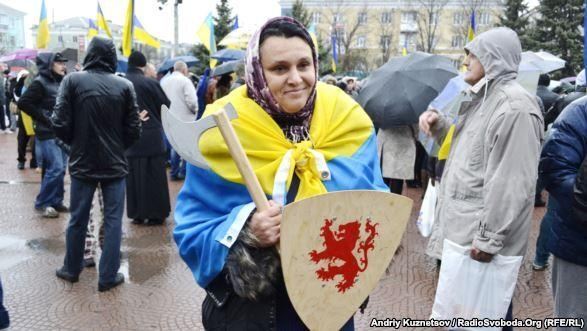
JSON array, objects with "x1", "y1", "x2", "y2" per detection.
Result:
[{"x1": 173, "y1": 0, "x2": 179, "y2": 57}]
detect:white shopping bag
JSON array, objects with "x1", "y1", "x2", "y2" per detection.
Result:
[
  {"x1": 431, "y1": 239, "x2": 522, "y2": 331},
  {"x1": 416, "y1": 179, "x2": 437, "y2": 237}
]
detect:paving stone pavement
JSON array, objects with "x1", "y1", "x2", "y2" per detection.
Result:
[{"x1": 0, "y1": 132, "x2": 553, "y2": 330}]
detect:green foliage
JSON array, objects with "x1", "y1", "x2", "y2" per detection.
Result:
[
  {"x1": 498, "y1": 0, "x2": 531, "y2": 48},
  {"x1": 190, "y1": 44, "x2": 210, "y2": 74},
  {"x1": 291, "y1": 0, "x2": 311, "y2": 27},
  {"x1": 527, "y1": 0, "x2": 584, "y2": 76}
]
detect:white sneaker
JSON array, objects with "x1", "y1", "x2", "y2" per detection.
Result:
[{"x1": 42, "y1": 206, "x2": 59, "y2": 218}]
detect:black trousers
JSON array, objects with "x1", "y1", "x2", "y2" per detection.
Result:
[
  {"x1": 0, "y1": 100, "x2": 8, "y2": 131},
  {"x1": 17, "y1": 117, "x2": 36, "y2": 166}
]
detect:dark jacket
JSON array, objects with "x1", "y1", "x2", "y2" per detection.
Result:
[
  {"x1": 573, "y1": 155, "x2": 587, "y2": 230},
  {"x1": 17, "y1": 53, "x2": 63, "y2": 140},
  {"x1": 124, "y1": 66, "x2": 170, "y2": 158},
  {"x1": 52, "y1": 37, "x2": 141, "y2": 181},
  {"x1": 544, "y1": 86, "x2": 586, "y2": 127},
  {"x1": 540, "y1": 95, "x2": 587, "y2": 267},
  {"x1": 536, "y1": 85, "x2": 559, "y2": 114}
]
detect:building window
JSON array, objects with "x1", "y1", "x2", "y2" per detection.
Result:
[
  {"x1": 380, "y1": 11, "x2": 392, "y2": 24},
  {"x1": 333, "y1": 13, "x2": 343, "y2": 24},
  {"x1": 312, "y1": 12, "x2": 321, "y2": 24},
  {"x1": 478, "y1": 11, "x2": 490, "y2": 25},
  {"x1": 58, "y1": 35, "x2": 63, "y2": 43},
  {"x1": 380, "y1": 35, "x2": 391, "y2": 49},
  {"x1": 358, "y1": 12, "x2": 368, "y2": 25},
  {"x1": 401, "y1": 11, "x2": 417, "y2": 24},
  {"x1": 451, "y1": 35, "x2": 464, "y2": 48},
  {"x1": 10, "y1": 36, "x2": 15, "y2": 46},
  {"x1": 399, "y1": 33, "x2": 413, "y2": 48},
  {"x1": 73, "y1": 36, "x2": 78, "y2": 43},
  {"x1": 0, "y1": 15, "x2": 7, "y2": 25},
  {"x1": 453, "y1": 12, "x2": 463, "y2": 25},
  {"x1": 356, "y1": 35, "x2": 366, "y2": 48}
]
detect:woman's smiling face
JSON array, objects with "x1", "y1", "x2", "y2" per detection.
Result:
[{"x1": 260, "y1": 36, "x2": 316, "y2": 114}]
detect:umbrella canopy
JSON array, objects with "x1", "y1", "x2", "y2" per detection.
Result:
[
  {"x1": 0, "y1": 48, "x2": 37, "y2": 62},
  {"x1": 357, "y1": 52, "x2": 458, "y2": 128},
  {"x1": 521, "y1": 51, "x2": 565, "y2": 74},
  {"x1": 158, "y1": 55, "x2": 199, "y2": 74},
  {"x1": 211, "y1": 59, "x2": 243, "y2": 77},
  {"x1": 218, "y1": 27, "x2": 255, "y2": 49},
  {"x1": 210, "y1": 49, "x2": 245, "y2": 62}
]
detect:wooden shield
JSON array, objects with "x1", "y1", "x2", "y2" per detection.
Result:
[{"x1": 281, "y1": 190, "x2": 412, "y2": 330}]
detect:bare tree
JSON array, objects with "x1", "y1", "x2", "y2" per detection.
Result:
[
  {"x1": 416, "y1": 0, "x2": 449, "y2": 53},
  {"x1": 323, "y1": 0, "x2": 369, "y2": 72},
  {"x1": 375, "y1": 9, "x2": 395, "y2": 66}
]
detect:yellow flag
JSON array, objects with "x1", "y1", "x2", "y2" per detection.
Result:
[
  {"x1": 37, "y1": 0, "x2": 50, "y2": 49},
  {"x1": 97, "y1": 2, "x2": 112, "y2": 38},
  {"x1": 122, "y1": 0, "x2": 134, "y2": 57},
  {"x1": 88, "y1": 19, "x2": 98, "y2": 39},
  {"x1": 197, "y1": 13, "x2": 217, "y2": 68},
  {"x1": 134, "y1": 15, "x2": 160, "y2": 49}
]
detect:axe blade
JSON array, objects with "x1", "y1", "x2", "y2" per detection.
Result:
[{"x1": 161, "y1": 103, "x2": 238, "y2": 170}]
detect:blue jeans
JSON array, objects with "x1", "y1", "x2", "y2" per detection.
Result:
[
  {"x1": 63, "y1": 177, "x2": 125, "y2": 284},
  {"x1": 169, "y1": 147, "x2": 185, "y2": 178},
  {"x1": 35, "y1": 139, "x2": 66, "y2": 209},
  {"x1": 534, "y1": 198, "x2": 558, "y2": 266}
]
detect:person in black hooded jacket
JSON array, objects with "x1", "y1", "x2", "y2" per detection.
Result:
[
  {"x1": 124, "y1": 51, "x2": 171, "y2": 226},
  {"x1": 52, "y1": 37, "x2": 141, "y2": 292},
  {"x1": 18, "y1": 52, "x2": 68, "y2": 218}
]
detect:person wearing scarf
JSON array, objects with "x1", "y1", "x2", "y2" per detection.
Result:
[{"x1": 174, "y1": 17, "x2": 387, "y2": 330}]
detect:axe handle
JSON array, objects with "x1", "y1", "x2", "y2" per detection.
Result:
[{"x1": 212, "y1": 109, "x2": 270, "y2": 212}]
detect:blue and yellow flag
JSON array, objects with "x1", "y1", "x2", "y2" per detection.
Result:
[
  {"x1": 37, "y1": 0, "x2": 50, "y2": 49},
  {"x1": 402, "y1": 36, "x2": 408, "y2": 56},
  {"x1": 173, "y1": 83, "x2": 387, "y2": 288},
  {"x1": 87, "y1": 18, "x2": 98, "y2": 39},
  {"x1": 331, "y1": 34, "x2": 338, "y2": 73},
  {"x1": 134, "y1": 15, "x2": 160, "y2": 48},
  {"x1": 197, "y1": 13, "x2": 217, "y2": 67},
  {"x1": 122, "y1": 0, "x2": 134, "y2": 57},
  {"x1": 97, "y1": 2, "x2": 112, "y2": 38},
  {"x1": 467, "y1": 10, "x2": 476, "y2": 42}
]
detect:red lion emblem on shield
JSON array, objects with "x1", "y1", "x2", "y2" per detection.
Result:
[{"x1": 308, "y1": 218, "x2": 379, "y2": 293}]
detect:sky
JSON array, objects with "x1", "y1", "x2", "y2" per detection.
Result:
[{"x1": 1, "y1": 0, "x2": 282, "y2": 47}]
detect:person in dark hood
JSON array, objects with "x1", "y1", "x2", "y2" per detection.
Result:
[
  {"x1": 124, "y1": 51, "x2": 171, "y2": 226},
  {"x1": 17, "y1": 52, "x2": 68, "y2": 218},
  {"x1": 51, "y1": 37, "x2": 141, "y2": 292}
]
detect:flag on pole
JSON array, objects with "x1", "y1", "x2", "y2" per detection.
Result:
[
  {"x1": 331, "y1": 34, "x2": 338, "y2": 73},
  {"x1": 97, "y1": 2, "x2": 112, "y2": 38},
  {"x1": 467, "y1": 10, "x2": 476, "y2": 42},
  {"x1": 233, "y1": 15, "x2": 239, "y2": 30},
  {"x1": 308, "y1": 23, "x2": 318, "y2": 51},
  {"x1": 37, "y1": 0, "x2": 50, "y2": 49},
  {"x1": 134, "y1": 15, "x2": 160, "y2": 48},
  {"x1": 122, "y1": 0, "x2": 134, "y2": 57},
  {"x1": 88, "y1": 18, "x2": 98, "y2": 39},
  {"x1": 402, "y1": 35, "x2": 408, "y2": 56},
  {"x1": 197, "y1": 13, "x2": 217, "y2": 68}
]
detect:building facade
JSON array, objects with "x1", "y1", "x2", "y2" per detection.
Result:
[
  {"x1": 0, "y1": 3, "x2": 26, "y2": 54},
  {"x1": 31, "y1": 17, "x2": 192, "y2": 65},
  {"x1": 280, "y1": 0, "x2": 505, "y2": 73}
]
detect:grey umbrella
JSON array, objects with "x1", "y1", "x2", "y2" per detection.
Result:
[
  {"x1": 211, "y1": 59, "x2": 243, "y2": 76},
  {"x1": 357, "y1": 52, "x2": 458, "y2": 128}
]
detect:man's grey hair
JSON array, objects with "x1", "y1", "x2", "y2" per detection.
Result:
[{"x1": 174, "y1": 61, "x2": 188, "y2": 72}]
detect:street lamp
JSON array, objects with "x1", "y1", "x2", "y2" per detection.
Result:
[{"x1": 157, "y1": 0, "x2": 182, "y2": 57}]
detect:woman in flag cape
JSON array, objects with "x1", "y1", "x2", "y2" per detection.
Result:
[{"x1": 174, "y1": 17, "x2": 387, "y2": 330}]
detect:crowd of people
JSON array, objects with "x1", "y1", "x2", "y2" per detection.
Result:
[{"x1": 0, "y1": 15, "x2": 585, "y2": 331}]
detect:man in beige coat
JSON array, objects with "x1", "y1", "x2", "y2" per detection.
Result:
[{"x1": 420, "y1": 27, "x2": 543, "y2": 263}]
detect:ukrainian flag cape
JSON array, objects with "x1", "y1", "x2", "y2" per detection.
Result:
[{"x1": 174, "y1": 82, "x2": 387, "y2": 288}]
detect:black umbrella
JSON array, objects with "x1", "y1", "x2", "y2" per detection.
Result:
[
  {"x1": 211, "y1": 59, "x2": 243, "y2": 77},
  {"x1": 357, "y1": 52, "x2": 458, "y2": 128}
]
